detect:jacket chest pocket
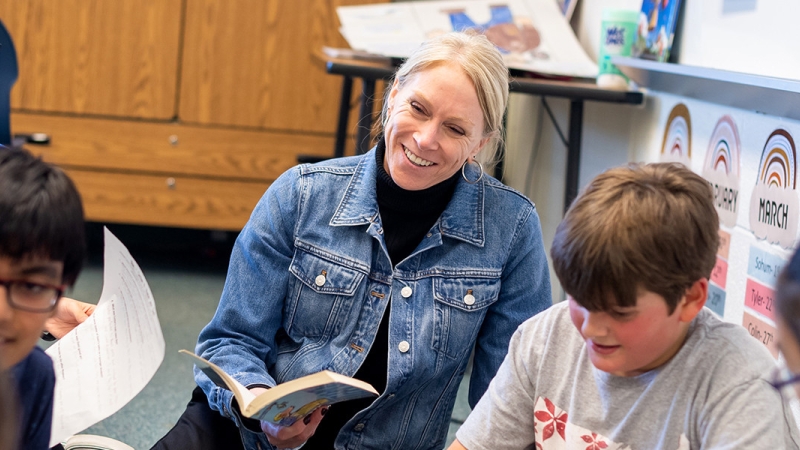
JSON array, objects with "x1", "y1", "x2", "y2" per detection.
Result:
[
  {"x1": 432, "y1": 277, "x2": 501, "y2": 360},
  {"x1": 286, "y1": 248, "x2": 365, "y2": 338}
]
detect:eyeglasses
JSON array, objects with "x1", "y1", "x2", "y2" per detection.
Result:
[
  {"x1": 0, "y1": 278, "x2": 64, "y2": 313},
  {"x1": 770, "y1": 363, "x2": 800, "y2": 402}
]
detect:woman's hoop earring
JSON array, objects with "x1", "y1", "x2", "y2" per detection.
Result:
[{"x1": 461, "y1": 159, "x2": 484, "y2": 184}]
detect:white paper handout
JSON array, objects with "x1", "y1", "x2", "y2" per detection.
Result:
[
  {"x1": 46, "y1": 228, "x2": 165, "y2": 446},
  {"x1": 337, "y1": 0, "x2": 598, "y2": 78}
]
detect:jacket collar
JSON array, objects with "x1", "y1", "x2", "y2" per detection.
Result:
[{"x1": 330, "y1": 148, "x2": 485, "y2": 247}]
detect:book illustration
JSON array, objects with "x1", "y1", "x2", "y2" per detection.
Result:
[
  {"x1": 634, "y1": 0, "x2": 682, "y2": 62},
  {"x1": 180, "y1": 350, "x2": 378, "y2": 425},
  {"x1": 442, "y1": 4, "x2": 542, "y2": 57},
  {"x1": 337, "y1": 0, "x2": 597, "y2": 79}
]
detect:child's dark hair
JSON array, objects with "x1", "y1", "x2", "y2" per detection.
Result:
[
  {"x1": 551, "y1": 163, "x2": 719, "y2": 314},
  {"x1": 0, "y1": 147, "x2": 85, "y2": 285},
  {"x1": 776, "y1": 249, "x2": 800, "y2": 345}
]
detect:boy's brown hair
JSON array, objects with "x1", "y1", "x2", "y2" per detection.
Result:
[{"x1": 551, "y1": 162, "x2": 719, "y2": 314}]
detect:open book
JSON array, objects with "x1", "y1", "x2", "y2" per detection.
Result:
[{"x1": 180, "y1": 350, "x2": 378, "y2": 425}]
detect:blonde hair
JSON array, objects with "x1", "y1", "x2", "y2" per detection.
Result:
[{"x1": 378, "y1": 31, "x2": 509, "y2": 165}]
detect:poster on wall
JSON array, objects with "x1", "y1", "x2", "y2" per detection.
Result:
[
  {"x1": 660, "y1": 103, "x2": 692, "y2": 166},
  {"x1": 748, "y1": 129, "x2": 799, "y2": 250},
  {"x1": 742, "y1": 128, "x2": 798, "y2": 358},
  {"x1": 742, "y1": 245, "x2": 785, "y2": 359},
  {"x1": 701, "y1": 116, "x2": 742, "y2": 317},
  {"x1": 633, "y1": 0, "x2": 682, "y2": 62},
  {"x1": 336, "y1": 0, "x2": 598, "y2": 78}
]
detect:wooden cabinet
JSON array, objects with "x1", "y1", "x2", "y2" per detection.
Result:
[
  {"x1": 2, "y1": 0, "x2": 182, "y2": 119},
  {"x1": 1, "y1": 0, "x2": 386, "y2": 230}
]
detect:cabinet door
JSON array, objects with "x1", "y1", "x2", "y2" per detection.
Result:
[
  {"x1": 179, "y1": 0, "x2": 387, "y2": 134},
  {"x1": 0, "y1": 0, "x2": 181, "y2": 119}
]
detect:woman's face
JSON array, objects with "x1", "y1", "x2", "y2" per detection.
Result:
[
  {"x1": 777, "y1": 316, "x2": 800, "y2": 399},
  {"x1": 383, "y1": 62, "x2": 489, "y2": 191}
]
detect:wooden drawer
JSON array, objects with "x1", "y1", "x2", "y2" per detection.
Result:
[
  {"x1": 65, "y1": 169, "x2": 268, "y2": 231},
  {"x1": 12, "y1": 112, "x2": 334, "y2": 180}
]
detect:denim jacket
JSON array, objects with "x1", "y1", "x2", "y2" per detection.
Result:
[{"x1": 195, "y1": 149, "x2": 552, "y2": 450}]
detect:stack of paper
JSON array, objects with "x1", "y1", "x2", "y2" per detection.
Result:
[{"x1": 46, "y1": 229, "x2": 165, "y2": 447}]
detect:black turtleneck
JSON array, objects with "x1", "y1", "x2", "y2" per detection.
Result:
[{"x1": 305, "y1": 140, "x2": 459, "y2": 448}]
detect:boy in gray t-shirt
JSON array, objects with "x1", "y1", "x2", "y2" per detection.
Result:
[{"x1": 450, "y1": 163, "x2": 800, "y2": 450}]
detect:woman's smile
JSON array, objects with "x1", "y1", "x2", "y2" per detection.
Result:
[{"x1": 403, "y1": 145, "x2": 434, "y2": 167}]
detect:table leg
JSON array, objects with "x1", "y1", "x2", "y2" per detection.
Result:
[
  {"x1": 334, "y1": 76, "x2": 354, "y2": 158},
  {"x1": 356, "y1": 78, "x2": 377, "y2": 155},
  {"x1": 564, "y1": 100, "x2": 584, "y2": 213}
]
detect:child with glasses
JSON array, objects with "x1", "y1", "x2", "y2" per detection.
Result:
[
  {"x1": 450, "y1": 163, "x2": 800, "y2": 449},
  {"x1": 0, "y1": 147, "x2": 86, "y2": 450}
]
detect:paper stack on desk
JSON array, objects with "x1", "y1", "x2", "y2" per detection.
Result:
[
  {"x1": 46, "y1": 228, "x2": 165, "y2": 447},
  {"x1": 337, "y1": 0, "x2": 598, "y2": 79}
]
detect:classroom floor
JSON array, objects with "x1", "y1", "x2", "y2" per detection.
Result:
[{"x1": 40, "y1": 224, "x2": 470, "y2": 450}]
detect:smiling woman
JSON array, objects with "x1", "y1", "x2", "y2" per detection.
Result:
[{"x1": 151, "y1": 31, "x2": 552, "y2": 450}]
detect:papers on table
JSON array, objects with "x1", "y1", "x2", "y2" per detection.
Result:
[
  {"x1": 337, "y1": 0, "x2": 598, "y2": 79},
  {"x1": 46, "y1": 228, "x2": 165, "y2": 447}
]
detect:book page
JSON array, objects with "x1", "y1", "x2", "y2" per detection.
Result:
[
  {"x1": 46, "y1": 228, "x2": 165, "y2": 447},
  {"x1": 179, "y1": 349, "x2": 255, "y2": 408}
]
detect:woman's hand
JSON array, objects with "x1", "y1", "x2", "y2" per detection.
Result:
[
  {"x1": 45, "y1": 297, "x2": 96, "y2": 338},
  {"x1": 260, "y1": 406, "x2": 326, "y2": 449},
  {"x1": 250, "y1": 387, "x2": 327, "y2": 449}
]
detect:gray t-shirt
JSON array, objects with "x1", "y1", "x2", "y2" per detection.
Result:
[{"x1": 456, "y1": 302, "x2": 800, "y2": 450}]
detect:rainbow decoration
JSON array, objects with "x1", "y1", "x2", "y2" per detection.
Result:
[
  {"x1": 756, "y1": 129, "x2": 796, "y2": 190},
  {"x1": 661, "y1": 103, "x2": 692, "y2": 159},
  {"x1": 704, "y1": 116, "x2": 740, "y2": 177}
]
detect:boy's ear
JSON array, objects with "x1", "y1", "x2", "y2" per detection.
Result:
[{"x1": 677, "y1": 278, "x2": 708, "y2": 323}]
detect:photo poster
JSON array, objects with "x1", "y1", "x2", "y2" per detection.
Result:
[
  {"x1": 633, "y1": 0, "x2": 683, "y2": 62},
  {"x1": 336, "y1": 0, "x2": 598, "y2": 78},
  {"x1": 650, "y1": 96, "x2": 800, "y2": 361}
]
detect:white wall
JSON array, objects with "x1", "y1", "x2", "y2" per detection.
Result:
[
  {"x1": 503, "y1": 0, "x2": 800, "y2": 303},
  {"x1": 677, "y1": 0, "x2": 800, "y2": 81}
]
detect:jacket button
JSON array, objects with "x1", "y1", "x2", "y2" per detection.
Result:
[
  {"x1": 354, "y1": 423, "x2": 365, "y2": 431},
  {"x1": 315, "y1": 274, "x2": 326, "y2": 286},
  {"x1": 398, "y1": 341, "x2": 410, "y2": 353},
  {"x1": 464, "y1": 293, "x2": 475, "y2": 306},
  {"x1": 400, "y1": 286, "x2": 412, "y2": 298}
]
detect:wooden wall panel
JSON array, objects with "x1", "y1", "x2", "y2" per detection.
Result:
[
  {"x1": 0, "y1": 0, "x2": 181, "y2": 119},
  {"x1": 179, "y1": 0, "x2": 387, "y2": 133},
  {"x1": 12, "y1": 112, "x2": 334, "y2": 180}
]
